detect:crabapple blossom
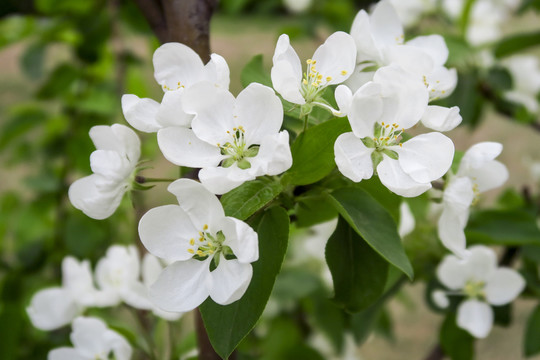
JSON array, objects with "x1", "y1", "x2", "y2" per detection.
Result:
[
  {"x1": 158, "y1": 82, "x2": 292, "y2": 194},
  {"x1": 27, "y1": 257, "x2": 103, "y2": 330},
  {"x1": 271, "y1": 31, "x2": 356, "y2": 115},
  {"x1": 138, "y1": 179, "x2": 259, "y2": 312},
  {"x1": 48, "y1": 316, "x2": 132, "y2": 360},
  {"x1": 436, "y1": 245, "x2": 525, "y2": 338},
  {"x1": 503, "y1": 55, "x2": 540, "y2": 114},
  {"x1": 122, "y1": 42, "x2": 230, "y2": 133},
  {"x1": 68, "y1": 124, "x2": 140, "y2": 220},
  {"x1": 438, "y1": 142, "x2": 508, "y2": 257},
  {"x1": 334, "y1": 65, "x2": 455, "y2": 197}
]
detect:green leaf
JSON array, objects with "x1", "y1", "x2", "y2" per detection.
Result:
[
  {"x1": 240, "y1": 54, "x2": 272, "y2": 88},
  {"x1": 525, "y1": 304, "x2": 540, "y2": 356},
  {"x1": 325, "y1": 216, "x2": 389, "y2": 312},
  {"x1": 494, "y1": 31, "x2": 540, "y2": 58},
  {"x1": 295, "y1": 195, "x2": 337, "y2": 228},
  {"x1": 21, "y1": 42, "x2": 45, "y2": 79},
  {"x1": 440, "y1": 313, "x2": 474, "y2": 360},
  {"x1": 200, "y1": 206, "x2": 289, "y2": 359},
  {"x1": 327, "y1": 187, "x2": 414, "y2": 279},
  {"x1": 36, "y1": 64, "x2": 79, "y2": 99},
  {"x1": 284, "y1": 117, "x2": 351, "y2": 186},
  {"x1": 221, "y1": 177, "x2": 283, "y2": 220},
  {"x1": 0, "y1": 302, "x2": 23, "y2": 360},
  {"x1": 0, "y1": 106, "x2": 47, "y2": 150},
  {"x1": 466, "y1": 209, "x2": 540, "y2": 246}
]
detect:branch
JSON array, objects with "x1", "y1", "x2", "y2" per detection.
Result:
[
  {"x1": 132, "y1": 0, "x2": 169, "y2": 43},
  {"x1": 424, "y1": 344, "x2": 445, "y2": 360}
]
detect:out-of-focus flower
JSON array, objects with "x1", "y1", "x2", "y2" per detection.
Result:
[
  {"x1": 503, "y1": 55, "x2": 540, "y2": 114},
  {"x1": 68, "y1": 124, "x2": 140, "y2": 220},
  {"x1": 389, "y1": 0, "x2": 436, "y2": 27},
  {"x1": 48, "y1": 316, "x2": 132, "y2": 360},
  {"x1": 271, "y1": 31, "x2": 356, "y2": 116},
  {"x1": 398, "y1": 201, "x2": 415, "y2": 238},
  {"x1": 158, "y1": 82, "x2": 292, "y2": 194},
  {"x1": 138, "y1": 179, "x2": 259, "y2": 312},
  {"x1": 436, "y1": 245, "x2": 525, "y2": 338},
  {"x1": 438, "y1": 142, "x2": 508, "y2": 257},
  {"x1": 283, "y1": 0, "x2": 312, "y2": 14}
]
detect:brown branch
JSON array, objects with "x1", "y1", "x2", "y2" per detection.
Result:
[
  {"x1": 132, "y1": 0, "x2": 169, "y2": 43},
  {"x1": 195, "y1": 309, "x2": 226, "y2": 360},
  {"x1": 424, "y1": 344, "x2": 445, "y2": 360}
]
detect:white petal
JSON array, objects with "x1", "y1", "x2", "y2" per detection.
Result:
[
  {"x1": 334, "y1": 132, "x2": 375, "y2": 182},
  {"x1": 138, "y1": 204, "x2": 199, "y2": 263},
  {"x1": 312, "y1": 31, "x2": 356, "y2": 85},
  {"x1": 166, "y1": 178, "x2": 225, "y2": 230},
  {"x1": 465, "y1": 160, "x2": 509, "y2": 193},
  {"x1": 457, "y1": 299, "x2": 493, "y2": 338},
  {"x1": 208, "y1": 258, "x2": 253, "y2": 305},
  {"x1": 421, "y1": 106, "x2": 462, "y2": 132},
  {"x1": 199, "y1": 166, "x2": 255, "y2": 195},
  {"x1": 438, "y1": 207, "x2": 468, "y2": 258},
  {"x1": 150, "y1": 259, "x2": 211, "y2": 313},
  {"x1": 407, "y1": 34, "x2": 449, "y2": 66},
  {"x1": 219, "y1": 217, "x2": 259, "y2": 263},
  {"x1": 396, "y1": 132, "x2": 455, "y2": 183},
  {"x1": 48, "y1": 348, "x2": 86, "y2": 360},
  {"x1": 437, "y1": 254, "x2": 469, "y2": 290},
  {"x1": 370, "y1": 0, "x2": 404, "y2": 47},
  {"x1": 344, "y1": 67, "x2": 375, "y2": 93},
  {"x1": 104, "y1": 330, "x2": 132, "y2": 360},
  {"x1": 250, "y1": 131, "x2": 292, "y2": 176},
  {"x1": 398, "y1": 201, "x2": 415, "y2": 237},
  {"x1": 27, "y1": 288, "x2": 79, "y2": 330},
  {"x1": 62, "y1": 257, "x2": 98, "y2": 302},
  {"x1": 443, "y1": 176, "x2": 474, "y2": 214},
  {"x1": 347, "y1": 82, "x2": 383, "y2": 138},
  {"x1": 235, "y1": 83, "x2": 283, "y2": 145},
  {"x1": 68, "y1": 175, "x2": 126, "y2": 220},
  {"x1": 205, "y1": 53, "x2": 230, "y2": 89},
  {"x1": 334, "y1": 85, "x2": 353, "y2": 116},
  {"x1": 432, "y1": 290, "x2": 450, "y2": 309},
  {"x1": 485, "y1": 268, "x2": 525, "y2": 306},
  {"x1": 89, "y1": 124, "x2": 140, "y2": 163},
  {"x1": 121, "y1": 281, "x2": 153, "y2": 310},
  {"x1": 459, "y1": 142, "x2": 503, "y2": 171},
  {"x1": 157, "y1": 127, "x2": 223, "y2": 168},
  {"x1": 153, "y1": 43, "x2": 205, "y2": 91},
  {"x1": 141, "y1": 253, "x2": 163, "y2": 288},
  {"x1": 464, "y1": 245, "x2": 498, "y2": 283},
  {"x1": 89, "y1": 150, "x2": 132, "y2": 181},
  {"x1": 384, "y1": 45, "x2": 435, "y2": 77},
  {"x1": 426, "y1": 67, "x2": 458, "y2": 100},
  {"x1": 71, "y1": 316, "x2": 109, "y2": 357},
  {"x1": 156, "y1": 90, "x2": 193, "y2": 128},
  {"x1": 121, "y1": 94, "x2": 161, "y2": 133},
  {"x1": 183, "y1": 83, "x2": 236, "y2": 145},
  {"x1": 271, "y1": 34, "x2": 304, "y2": 104},
  {"x1": 350, "y1": 10, "x2": 380, "y2": 62},
  {"x1": 377, "y1": 157, "x2": 432, "y2": 197}
]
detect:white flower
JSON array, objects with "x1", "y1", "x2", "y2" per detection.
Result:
[
  {"x1": 503, "y1": 55, "x2": 540, "y2": 114},
  {"x1": 389, "y1": 0, "x2": 436, "y2": 27},
  {"x1": 27, "y1": 257, "x2": 102, "y2": 330},
  {"x1": 158, "y1": 82, "x2": 292, "y2": 194},
  {"x1": 122, "y1": 42, "x2": 230, "y2": 133},
  {"x1": 94, "y1": 245, "x2": 153, "y2": 310},
  {"x1": 334, "y1": 66, "x2": 454, "y2": 197},
  {"x1": 438, "y1": 142, "x2": 508, "y2": 257},
  {"x1": 398, "y1": 201, "x2": 415, "y2": 238},
  {"x1": 138, "y1": 179, "x2": 259, "y2": 312},
  {"x1": 283, "y1": 0, "x2": 312, "y2": 14},
  {"x1": 48, "y1": 316, "x2": 132, "y2": 360},
  {"x1": 271, "y1": 31, "x2": 356, "y2": 115},
  {"x1": 436, "y1": 245, "x2": 525, "y2": 338},
  {"x1": 141, "y1": 254, "x2": 184, "y2": 321},
  {"x1": 68, "y1": 124, "x2": 140, "y2": 220}
]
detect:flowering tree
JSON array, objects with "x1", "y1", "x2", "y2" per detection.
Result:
[{"x1": 1, "y1": 0, "x2": 540, "y2": 359}]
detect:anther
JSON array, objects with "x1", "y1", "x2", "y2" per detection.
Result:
[{"x1": 341, "y1": 70, "x2": 347, "y2": 75}]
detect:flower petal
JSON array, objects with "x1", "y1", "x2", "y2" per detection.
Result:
[
  {"x1": 205, "y1": 53, "x2": 230, "y2": 89},
  {"x1": 406, "y1": 34, "x2": 449, "y2": 67},
  {"x1": 347, "y1": 82, "x2": 383, "y2": 138},
  {"x1": 235, "y1": 83, "x2": 283, "y2": 145},
  {"x1": 121, "y1": 281, "x2": 153, "y2": 310},
  {"x1": 209, "y1": 258, "x2": 253, "y2": 305},
  {"x1": 377, "y1": 157, "x2": 432, "y2": 197},
  {"x1": 370, "y1": 0, "x2": 404, "y2": 47},
  {"x1": 271, "y1": 34, "x2": 304, "y2": 104},
  {"x1": 219, "y1": 217, "x2": 259, "y2": 263},
  {"x1": 89, "y1": 150, "x2": 132, "y2": 181},
  {"x1": 68, "y1": 175, "x2": 126, "y2": 220},
  {"x1": 334, "y1": 132, "x2": 375, "y2": 182},
  {"x1": 27, "y1": 288, "x2": 79, "y2": 331},
  {"x1": 398, "y1": 201, "x2": 415, "y2": 238},
  {"x1": 48, "y1": 348, "x2": 86, "y2": 360},
  {"x1": 104, "y1": 329, "x2": 133, "y2": 360},
  {"x1": 432, "y1": 290, "x2": 450, "y2": 309},
  {"x1": 150, "y1": 259, "x2": 211, "y2": 313},
  {"x1": 459, "y1": 142, "x2": 503, "y2": 171},
  {"x1": 350, "y1": 10, "x2": 380, "y2": 62},
  {"x1": 166, "y1": 178, "x2": 225, "y2": 230},
  {"x1": 421, "y1": 106, "x2": 462, "y2": 132},
  {"x1": 464, "y1": 160, "x2": 509, "y2": 193},
  {"x1": 153, "y1": 43, "x2": 205, "y2": 91},
  {"x1": 464, "y1": 245, "x2": 498, "y2": 283},
  {"x1": 457, "y1": 299, "x2": 493, "y2": 339},
  {"x1": 443, "y1": 176, "x2": 474, "y2": 214},
  {"x1": 426, "y1": 67, "x2": 457, "y2": 99},
  {"x1": 437, "y1": 253, "x2": 471, "y2": 290},
  {"x1": 121, "y1": 94, "x2": 161, "y2": 133},
  {"x1": 438, "y1": 207, "x2": 468, "y2": 258},
  {"x1": 312, "y1": 31, "x2": 356, "y2": 85},
  {"x1": 157, "y1": 127, "x2": 223, "y2": 168},
  {"x1": 89, "y1": 124, "x2": 140, "y2": 163},
  {"x1": 485, "y1": 268, "x2": 525, "y2": 306},
  {"x1": 70, "y1": 316, "x2": 109, "y2": 357},
  {"x1": 156, "y1": 90, "x2": 193, "y2": 128},
  {"x1": 250, "y1": 131, "x2": 292, "y2": 176},
  {"x1": 334, "y1": 85, "x2": 353, "y2": 116},
  {"x1": 199, "y1": 166, "x2": 255, "y2": 195},
  {"x1": 396, "y1": 132, "x2": 455, "y2": 184},
  {"x1": 138, "y1": 204, "x2": 199, "y2": 263}
]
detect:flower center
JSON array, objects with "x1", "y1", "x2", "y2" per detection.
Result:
[
  {"x1": 187, "y1": 224, "x2": 225, "y2": 258},
  {"x1": 162, "y1": 81, "x2": 185, "y2": 91},
  {"x1": 372, "y1": 122, "x2": 404, "y2": 149},
  {"x1": 463, "y1": 279, "x2": 486, "y2": 300},
  {"x1": 300, "y1": 59, "x2": 348, "y2": 102},
  {"x1": 218, "y1": 126, "x2": 259, "y2": 169}
]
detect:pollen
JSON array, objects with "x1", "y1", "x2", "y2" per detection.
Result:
[
  {"x1": 188, "y1": 249, "x2": 195, "y2": 254},
  {"x1": 197, "y1": 250, "x2": 204, "y2": 256},
  {"x1": 189, "y1": 238, "x2": 195, "y2": 245},
  {"x1": 203, "y1": 224, "x2": 208, "y2": 230},
  {"x1": 326, "y1": 76, "x2": 332, "y2": 82},
  {"x1": 341, "y1": 70, "x2": 348, "y2": 76},
  {"x1": 306, "y1": 59, "x2": 312, "y2": 64},
  {"x1": 303, "y1": 79, "x2": 308, "y2": 85}
]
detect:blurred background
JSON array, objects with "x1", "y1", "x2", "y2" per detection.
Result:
[{"x1": 1, "y1": 0, "x2": 540, "y2": 359}]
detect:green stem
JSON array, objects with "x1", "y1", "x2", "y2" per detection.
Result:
[
  {"x1": 302, "y1": 113, "x2": 309, "y2": 132},
  {"x1": 135, "y1": 176, "x2": 177, "y2": 184}
]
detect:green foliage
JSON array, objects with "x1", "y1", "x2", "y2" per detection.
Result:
[
  {"x1": 440, "y1": 313, "x2": 474, "y2": 360},
  {"x1": 221, "y1": 177, "x2": 283, "y2": 220},
  {"x1": 494, "y1": 31, "x2": 540, "y2": 58},
  {"x1": 200, "y1": 206, "x2": 290, "y2": 359},
  {"x1": 525, "y1": 304, "x2": 540, "y2": 356},
  {"x1": 328, "y1": 187, "x2": 414, "y2": 279},
  {"x1": 326, "y1": 217, "x2": 389, "y2": 312},
  {"x1": 241, "y1": 54, "x2": 272, "y2": 88}
]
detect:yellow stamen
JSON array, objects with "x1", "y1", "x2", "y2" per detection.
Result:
[
  {"x1": 341, "y1": 70, "x2": 348, "y2": 76},
  {"x1": 188, "y1": 249, "x2": 195, "y2": 254},
  {"x1": 326, "y1": 76, "x2": 332, "y2": 82},
  {"x1": 190, "y1": 238, "x2": 195, "y2": 245}
]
